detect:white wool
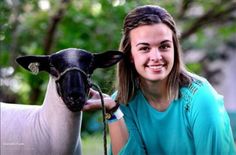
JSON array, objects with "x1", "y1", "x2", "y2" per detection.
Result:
[{"x1": 0, "y1": 77, "x2": 82, "y2": 155}]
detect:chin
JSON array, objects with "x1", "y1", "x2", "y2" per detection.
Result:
[{"x1": 147, "y1": 74, "x2": 168, "y2": 81}]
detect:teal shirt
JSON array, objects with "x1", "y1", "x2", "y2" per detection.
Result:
[{"x1": 112, "y1": 77, "x2": 236, "y2": 155}]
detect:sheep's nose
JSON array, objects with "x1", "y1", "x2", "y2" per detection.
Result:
[
  {"x1": 64, "y1": 94, "x2": 85, "y2": 112},
  {"x1": 69, "y1": 96, "x2": 85, "y2": 104}
]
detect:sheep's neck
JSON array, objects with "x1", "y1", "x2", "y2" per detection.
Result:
[
  {"x1": 43, "y1": 77, "x2": 67, "y2": 112},
  {"x1": 41, "y1": 77, "x2": 82, "y2": 154}
]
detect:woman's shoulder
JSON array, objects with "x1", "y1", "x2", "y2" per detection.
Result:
[
  {"x1": 180, "y1": 74, "x2": 223, "y2": 110},
  {"x1": 181, "y1": 74, "x2": 220, "y2": 98}
]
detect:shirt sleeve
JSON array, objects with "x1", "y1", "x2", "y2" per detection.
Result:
[
  {"x1": 110, "y1": 93, "x2": 147, "y2": 155},
  {"x1": 188, "y1": 81, "x2": 236, "y2": 155}
]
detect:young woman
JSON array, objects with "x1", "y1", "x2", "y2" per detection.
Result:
[{"x1": 83, "y1": 5, "x2": 236, "y2": 155}]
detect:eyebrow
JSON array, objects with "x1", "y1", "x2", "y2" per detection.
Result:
[
  {"x1": 136, "y1": 40, "x2": 172, "y2": 47},
  {"x1": 136, "y1": 42, "x2": 149, "y2": 47},
  {"x1": 160, "y1": 40, "x2": 172, "y2": 44}
]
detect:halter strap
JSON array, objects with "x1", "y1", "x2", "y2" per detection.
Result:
[
  {"x1": 55, "y1": 67, "x2": 92, "y2": 97},
  {"x1": 55, "y1": 67, "x2": 91, "y2": 82}
]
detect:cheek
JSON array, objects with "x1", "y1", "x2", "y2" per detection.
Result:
[
  {"x1": 130, "y1": 49, "x2": 144, "y2": 63},
  {"x1": 131, "y1": 54, "x2": 143, "y2": 67},
  {"x1": 132, "y1": 57, "x2": 146, "y2": 73}
]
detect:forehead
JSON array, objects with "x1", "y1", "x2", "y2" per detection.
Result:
[
  {"x1": 130, "y1": 23, "x2": 173, "y2": 45},
  {"x1": 50, "y1": 49, "x2": 93, "y2": 64}
]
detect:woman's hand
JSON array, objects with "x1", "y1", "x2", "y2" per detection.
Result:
[
  {"x1": 82, "y1": 88, "x2": 117, "y2": 111},
  {"x1": 84, "y1": 89, "x2": 129, "y2": 155}
]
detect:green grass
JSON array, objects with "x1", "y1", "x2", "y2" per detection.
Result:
[{"x1": 82, "y1": 133, "x2": 110, "y2": 155}]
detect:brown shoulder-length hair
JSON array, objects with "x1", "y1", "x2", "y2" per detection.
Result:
[{"x1": 116, "y1": 5, "x2": 192, "y2": 104}]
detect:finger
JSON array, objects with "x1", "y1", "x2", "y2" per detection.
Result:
[
  {"x1": 88, "y1": 88, "x2": 99, "y2": 98},
  {"x1": 83, "y1": 99, "x2": 102, "y2": 111},
  {"x1": 88, "y1": 89, "x2": 110, "y2": 99},
  {"x1": 89, "y1": 88, "x2": 98, "y2": 94},
  {"x1": 83, "y1": 96, "x2": 116, "y2": 112}
]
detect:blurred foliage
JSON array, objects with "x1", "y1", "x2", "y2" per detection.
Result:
[
  {"x1": 0, "y1": 0, "x2": 235, "y2": 135},
  {"x1": 82, "y1": 133, "x2": 109, "y2": 155}
]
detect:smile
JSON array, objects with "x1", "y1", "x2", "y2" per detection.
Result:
[
  {"x1": 148, "y1": 65, "x2": 162, "y2": 69},
  {"x1": 146, "y1": 64, "x2": 165, "y2": 72}
]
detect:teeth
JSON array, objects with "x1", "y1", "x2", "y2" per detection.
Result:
[{"x1": 148, "y1": 65, "x2": 162, "y2": 69}]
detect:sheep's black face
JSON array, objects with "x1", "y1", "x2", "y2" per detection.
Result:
[
  {"x1": 50, "y1": 49, "x2": 93, "y2": 112},
  {"x1": 56, "y1": 71, "x2": 90, "y2": 112},
  {"x1": 16, "y1": 48, "x2": 124, "y2": 112}
]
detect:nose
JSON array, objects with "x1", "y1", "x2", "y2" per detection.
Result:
[
  {"x1": 150, "y1": 49, "x2": 162, "y2": 61},
  {"x1": 68, "y1": 92, "x2": 85, "y2": 103}
]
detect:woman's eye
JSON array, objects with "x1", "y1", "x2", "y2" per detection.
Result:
[
  {"x1": 139, "y1": 47, "x2": 150, "y2": 52},
  {"x1": 160, "y1": 44, "x2": 170, "y2": 50}
]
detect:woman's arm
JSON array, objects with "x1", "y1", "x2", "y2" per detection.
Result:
[
  {"x1": 83, "y1": 89, "x2": 129, "y2": 154},
  {"x1": 189, "y1": 82, "x2": 236, "y2": 154},
  {"x1": 83, "y1": 89, "x2": 147, "y2": 155},
  {"x1": 109, "y1": 118, "x2": 129, "y2": 155}
]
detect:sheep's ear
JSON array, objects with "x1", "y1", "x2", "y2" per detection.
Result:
[
  {"x1": 16, "y1": 55, "x2": 50, "y2": 75},
  {"x1": 93, "y1": 50, "x2": 124, "y2": 69}
]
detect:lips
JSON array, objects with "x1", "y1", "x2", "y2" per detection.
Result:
[
  {"x1": 148, "y1": 65, "x2": 162, "y2": 69},
  {"x1": 146, "y1": 64, "x2": 165, "y2": 72}
]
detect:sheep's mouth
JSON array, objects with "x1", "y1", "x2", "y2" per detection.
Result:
[{"x1": 64, "y1": 97, "x2": 86, "y2": 112}]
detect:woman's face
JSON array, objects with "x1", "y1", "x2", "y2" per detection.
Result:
[{"x1": 130, "y1": 23, "x2": 174, "y2": 83}]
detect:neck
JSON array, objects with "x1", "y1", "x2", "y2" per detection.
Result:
[
  {"x1": 42, "y1": 76, "x2": 82, "y2": 122},
  {"x1": 140, "y1": 79, "x2": 171, "y2": 111},
  {"x1": 43, "y1": 77, "x2": 73, "y2": 112},
  {"x1": 41, "y1": 76, "x2": 82, "y2": 153}
]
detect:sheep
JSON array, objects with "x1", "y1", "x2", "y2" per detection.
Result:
[{"x1": 0, "y1": 48, "x2": 123, "y2": 155}]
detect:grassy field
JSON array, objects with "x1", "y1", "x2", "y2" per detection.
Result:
[{"x1": 82, "y1": 134, "x2": 110, "y2": 155}]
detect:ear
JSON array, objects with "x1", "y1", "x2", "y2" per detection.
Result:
[
  {"x1": 16, "y1": 55, "x2": 50, "y2": 75},
  {"x1": 93, "y1": 50, "x2": 124, "y2": 68}
]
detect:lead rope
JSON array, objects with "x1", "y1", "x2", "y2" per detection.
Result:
[{"x1": 91, "y1": 83, "x2": 107, "y2": 155}]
